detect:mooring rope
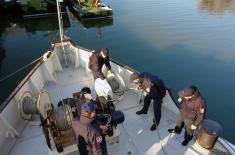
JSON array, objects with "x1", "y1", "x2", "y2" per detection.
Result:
[{"x1": 0, "y1": 56, "x2": 42, "y2": 83}]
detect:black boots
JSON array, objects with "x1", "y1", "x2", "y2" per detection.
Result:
[
  {"x1": 136, "y1": 109, "x2": 147, "y2": 115},
  {"x1": 168, "y1": 126, "x2": 193, "y2": 146},
  {"x1": 168, "y1": 126, "x2": 182, "y2": 134},
  {"x1": 150, "y1": 124, "x2": 157, "y2": 131},
  {"x1": 181, "y1": 132, "x2": 193, "y2": 146}
]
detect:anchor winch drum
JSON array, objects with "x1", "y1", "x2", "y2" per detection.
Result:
[
  {"x1": 18, "y1": 91, "x2": 38, "y2": 120},
  {"x1": 196, "y1": 119, "x2": 223, "y2": 149},
  {"x1": 50, "y1": 104, "x2": 73, "y2": 131},
  {"x1": 18, "y1": 91, "x2": 53, "y2": 120}
]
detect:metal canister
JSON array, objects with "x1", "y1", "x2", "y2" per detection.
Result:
[{"x1": 196, "y1": 119, "x2": 223, "y2": 149}]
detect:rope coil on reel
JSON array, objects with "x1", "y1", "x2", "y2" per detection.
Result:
[{"x1": 49, "y1": 104, "x2": 73, "y2": 131}]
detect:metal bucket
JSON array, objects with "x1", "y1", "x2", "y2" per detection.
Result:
[{"x1": 196, "y1": 119, "x2": 223, "y2": 149}]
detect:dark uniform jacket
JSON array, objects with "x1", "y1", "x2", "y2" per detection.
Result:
[
  {"x1": 180, "y1": 96, "x2": 206, "y2": 127},
  {"x1": 72, "y1": 116, "x2": 108, "y2": 155},
  {"x1": 148, "y1": 86, "x2": 160, "y2": 100},
  {"x1": 139, "y1": 72, "x2": 166, "y2": 99},
  {"x1": 88, "y1": 51, "x2": 111, "y2": 80}
]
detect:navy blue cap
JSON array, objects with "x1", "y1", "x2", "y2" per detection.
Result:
[{"x1": 81, "y1": 101, "x2": 98, "y2": 112}]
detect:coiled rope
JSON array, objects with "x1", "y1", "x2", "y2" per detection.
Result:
[
  {"x1": 21, "y1": 95, "x2": 38, "y2": 115},
  {"x1": 50, "y1": 104, "x2": 73, "y2": 131}
]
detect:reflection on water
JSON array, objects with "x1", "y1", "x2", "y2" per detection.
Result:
[
  {"x1": 0, "y1": 46, "x2": 5, "y2": 72},
  {"x1": 78, "y1": 18, "x2": 113, "y2": 29},
  {"x1": 70, "y1": 12, "x2": 113, "y2": 29},
  {"x1": 24, "y1": 14, "x2": 71, "y2": 33},
  {"x1": 0, "y1": 6, "x2": 23, "y2": 70},
  {"x1": 0, "y1": 9, "x2": 72, "y2": 107},
  {"x1": 198, "y1": 0, "x2": 235, "y2": 14},
  {"x1": 77, "y1": 18, "x2": 113, "y2": 38},
  {"x1": 4, "y1": 23, "x2": 22, "y2": 38},
  {"x1": 69, "y1": 12, "x2": 113, "y2": 38},
  {"x1": 21, "y1": 0, "x2": 66, "y2": 17}
]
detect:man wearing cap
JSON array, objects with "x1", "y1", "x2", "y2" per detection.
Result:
[
  {"x1": 72, "y1": 101, "x2": 108, "y2": 155},
  {"x1": 89, "y1": 48, "x2": 112, "y2": 80},
  {"x1": 168, "y1": 86, "x2": 206, "y2": 146},
  {"x1": 130, "y1": 72, "x2": 166, "y2": 131}
]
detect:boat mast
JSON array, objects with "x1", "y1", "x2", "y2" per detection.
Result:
[
  {"x1": 55, "y1": 0, "x2": 67, "y2": 105},
  {"x1": 56, "y1": 0, "x2": 63, "y2": 42},
  {"x1": 56, "y1": 0, "x2": 68, "y2": 66}
]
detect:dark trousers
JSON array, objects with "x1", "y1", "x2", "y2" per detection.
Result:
[{"x1": 142, "y1": 95, "x2": 162, "y2": 126}]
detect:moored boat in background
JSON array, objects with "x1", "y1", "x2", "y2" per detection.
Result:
[
  {"x1": 67, "y1": 0, "x2": 112, "y2": 20},
  {"x1": 19, "y1": 0, "x2": 67, "y2": 18}
]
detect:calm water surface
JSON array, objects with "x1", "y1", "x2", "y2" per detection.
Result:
[{"x1": 1, "y1": 0, "x2": 235, "y2": 143}]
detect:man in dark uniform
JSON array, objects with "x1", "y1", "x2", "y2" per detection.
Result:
[
  {"x1": 72, "y1": 101, "x2": 108, "y2": 155},
  {"x1": 168, "y1": 86, "x2": 206, "y2": 146},
  {"x1": 88, "y1": 48, "x2": 112, "y2": 80},
  {"x1": 130, "y1": 72, "x2": 166, "y2": 131}
]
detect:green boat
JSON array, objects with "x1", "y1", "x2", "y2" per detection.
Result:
[
  {"x1": 20, "y1": 0, "x2": 67, "y2": 18},
  {"x1": 67, "y1": 0, "x2": 113, "y2": 20}
]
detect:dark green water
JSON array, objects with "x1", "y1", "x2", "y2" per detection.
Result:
[{"x1": 1, "y1": 0, "x2": 235, "y2": 144}]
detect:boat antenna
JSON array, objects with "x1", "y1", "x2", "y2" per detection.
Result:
[{"x1": 56, "y1": 0, "x2": 68, "y2": 67}]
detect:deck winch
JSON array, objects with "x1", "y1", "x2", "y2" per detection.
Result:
[
  {"x1": 18, "y1": 87, "x2": 124, "y2": 153},
  {"x1": 44, "y1": 87, "x2": 124, "y2": 152},
  {"x1": 18, "y1": 91, "x2": 52, "y2": 120},
  {"x1": 19, "y1": 92, "x2": 38, "y2": 117},
  {"x1": 41, "y1": 103, "x2": 74, "y2": 152},
  {"x1": 18, "y1": 91, "x2": 72, "y2": 152},
  {"x1": 49, "y1": 104, "x2": 73, "y2": 131}
]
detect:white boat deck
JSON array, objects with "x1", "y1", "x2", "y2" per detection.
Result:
[{"x1": 8, "y1": 65, "x2": 231, "y2": 155}]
